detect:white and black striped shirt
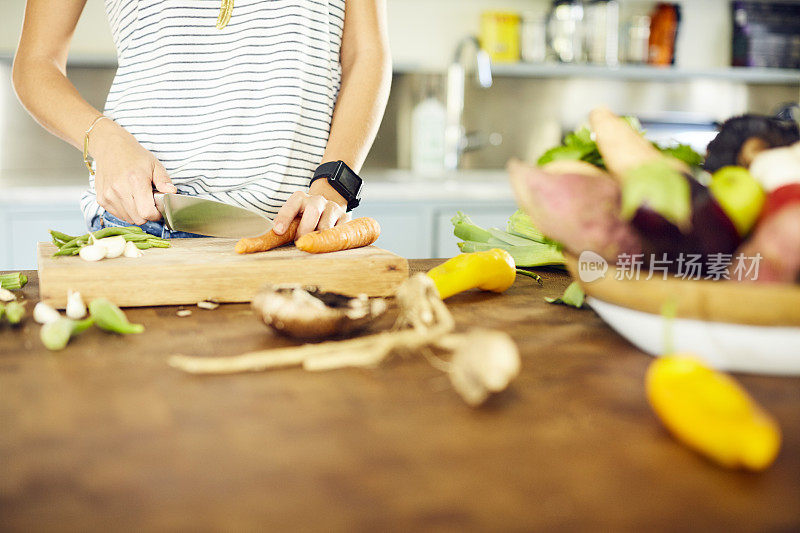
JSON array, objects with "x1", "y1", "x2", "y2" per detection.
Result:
[{"x1": 81, "y1": 0, "x2": 345, "y2": 223}]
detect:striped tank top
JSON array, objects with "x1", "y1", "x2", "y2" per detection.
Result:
[{"x1": 81, "y1": 0, "x2": 345, "y2": 223}]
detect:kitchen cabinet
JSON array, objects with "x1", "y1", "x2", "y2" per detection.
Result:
[
  {"x1": 0, "y1": 202, "x2": 86, "y2": 270},
  {"x1": 358, "y1": 200, "x2": 517, "y2": 259}
]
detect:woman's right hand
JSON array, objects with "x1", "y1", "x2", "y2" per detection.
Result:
[{"x1": 90, "y1": 119, "x2": 177, "y2": 225}]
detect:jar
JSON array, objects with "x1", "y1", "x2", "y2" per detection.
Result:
[
  {"x1": 521, "y1": 11, "x2": 547, "y2": 63},
  {"x1": 480, "y1": 11, "x2": 521, "y2": 63}
]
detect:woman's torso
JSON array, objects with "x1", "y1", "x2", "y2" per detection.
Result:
[{"x1": 82, "y1": 0, "x2": 345, "y2": 223}]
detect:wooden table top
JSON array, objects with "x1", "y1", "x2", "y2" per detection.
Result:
[{"x1": 1, "y1": 262, "x2": 798, "y2": 531}]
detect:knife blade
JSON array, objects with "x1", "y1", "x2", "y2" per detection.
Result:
[{"x1": 154, "y1": 193, "x2": 273, "y2": 238}]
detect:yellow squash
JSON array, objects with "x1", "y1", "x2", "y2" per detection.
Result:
[
  {"x1": 646, "y1": 354, "x2": 781, "y2": 471},
  {"x1": 427, "y1": 249, "x2": 516, "y2": 299}
]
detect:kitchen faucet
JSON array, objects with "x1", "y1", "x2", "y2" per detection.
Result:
[{"x1": 444, "y1": 36, "x2": 496, "y2": 170}]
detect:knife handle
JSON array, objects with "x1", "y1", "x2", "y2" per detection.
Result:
[{"x1": 152, "y1": 193, "x2": 174, "y2": 230}]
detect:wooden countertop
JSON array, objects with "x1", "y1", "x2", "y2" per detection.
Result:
[{"x1": 1, "y1": 263, "x2": 798, "y2": 531}]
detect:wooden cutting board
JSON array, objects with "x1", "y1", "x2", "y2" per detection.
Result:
[{"x1": 37, "y1": 238, "x2": 409, "y2": 308}]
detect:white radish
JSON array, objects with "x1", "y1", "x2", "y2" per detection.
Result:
[
  {"x1": 33, "y1": 302, "x2": 61, "y2": 324},
  {"x1": 749, "y1": 141, "x2": 800, "y2": 192},
  {"x1": 79, "y1": 244, "x2": 106, "y2": 262},
  {"x1": 123, "y1": 241, "x2": 143, "y2": 258},
  {"x1": 0, "y1": 288, "x2": 15, "y2": 302},
  {"x1": 66, "y1": 290, "x2": 87, "y2": 319},
  {"x1": 96, "y1": 236, "x2": 126, "y2": 258}
]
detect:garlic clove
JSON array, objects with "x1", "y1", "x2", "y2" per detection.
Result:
[
  {"x1": 0, "y1": 288, "x2": 16, "y2": 302},
  {"x1": 123, "y1": 241, "x2": 143, "y2": 258},
  {"x1": 96, "y1": 236, "x2": 127, "y2": 258},
  {"x1": 33, "y1": 301, "x2": 61, "y2": 324},
  {"x1": 65, "y1": 289, "x2": 87, "y2": 319},
  {"x1": 79, "y1": 244, "x2": 106, "y2": 262}
]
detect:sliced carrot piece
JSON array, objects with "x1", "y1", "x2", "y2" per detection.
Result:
[{"x1": 235, "y1": 217, "x2": 300, "y2": 254}]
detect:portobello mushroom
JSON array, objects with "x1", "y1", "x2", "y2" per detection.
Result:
[
  {"x1": 252, "y1": 284, "x2": 387, "y2": 340},
  {"x1": 705, "y1": 115, "x2": 799, "y2": 173}
]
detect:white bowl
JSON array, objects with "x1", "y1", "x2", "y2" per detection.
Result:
[{"x1": 588, "y1": 297, "x2": 800, "y2": 376}]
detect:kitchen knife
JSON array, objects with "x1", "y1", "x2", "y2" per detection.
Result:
[{"x1": 154, "y1": 193, "x2": 272, "y2": 238}]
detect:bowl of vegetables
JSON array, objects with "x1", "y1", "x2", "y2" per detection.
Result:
[{"x1": 506, "y1": 107, "x2": 800, "y2": 375}]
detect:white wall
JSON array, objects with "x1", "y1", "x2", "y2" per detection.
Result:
[
  {"x1": 1, "y1": 0, "x2": 731, "y2": 69},
  {"x1": 0, "y1": 0, "x2": 115, "y2": 58}
]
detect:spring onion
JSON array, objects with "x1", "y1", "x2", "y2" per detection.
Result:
[
  {"x1": 4, "y1": 301, "x2": 26, "y2": 324},
  {"x1": 0, "y1": 272, "x2": 28, "y2": 290},
  {"x1": 49, "y1": 227, "x2": 170, "y2": 257}
]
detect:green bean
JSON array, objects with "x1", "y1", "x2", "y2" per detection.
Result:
[
  {"x1": 57, "y1": 235, "x2": 88, "y2": 250},
  {"x1": 89, "y1": 298, "x2": 144, "y2": 334},
  {"x1": 134, "y1": 242, "x2": 153, "y2": 250},
  {"x1": 91, "y1": 227, "x2": 144, "y2": 240},
  {"x1": 50, "y1": 230, "x2": 76, "y2": 243},
  {"x1": 146, "y1": 239, "x2": 171, "y2": 248},
  {"x1": 122, "y1": 233, "x2": 150, "y2": 242},
  {"x1": 4, "y1": 301, "x2": 26, "y2": 325},
  {"x1": 53, "y1": 246, "x2": 81, "y2": 257}
]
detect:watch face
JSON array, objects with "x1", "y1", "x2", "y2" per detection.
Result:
[{"x1": 334, "y1": 163, "x2": 362, "y2": 198}]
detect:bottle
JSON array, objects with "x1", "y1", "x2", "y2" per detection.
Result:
[
  {"x1": 585, "y1": 0, "x2": 619, "y2": 66},
  {"x1": 410, "y1": 77, "x2": 447, "y2": 177},
  {"x1": 624, "y1": 15, "x2": 651, "y2": 64},
  {"x1": 648, "y1": 3, "x2": 680, "y2": 66}
]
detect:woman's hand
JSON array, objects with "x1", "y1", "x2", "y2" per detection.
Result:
[
  {"x1": 91, "y1": 119, "x2": 177, "y2": 225},
  {"x1": 272, "y1": 179, "x2": 351, "y2": 238}
]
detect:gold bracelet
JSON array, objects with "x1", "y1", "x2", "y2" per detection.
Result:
[{"x1": 83, "y1": 115, "x2": 111, "y2": 175}]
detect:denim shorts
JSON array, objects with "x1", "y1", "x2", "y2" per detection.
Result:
[{"x1": 89, "y1": 211, "x2": 205, "y2": 239}]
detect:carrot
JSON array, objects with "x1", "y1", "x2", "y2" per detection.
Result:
[
  {"x1": 295, "y1": 217, "x2": 380, "y2": 254},
  {"x1": 589, "y1": 106, "x2": 688, "y2": 180},
  {"x1": 235, "y1": 217, "x2": 300, "y2": 254}
]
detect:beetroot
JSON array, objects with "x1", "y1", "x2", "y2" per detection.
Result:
[{"x1": 632, "y1": 176, "x2": 741, "y2": 272}]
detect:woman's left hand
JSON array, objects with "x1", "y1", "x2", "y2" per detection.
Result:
[{"x1": 272, "y1": 179, "x2": 351, "y2": 238}]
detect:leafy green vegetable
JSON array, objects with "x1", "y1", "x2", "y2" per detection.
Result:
[
  {"x1": 659, "y1": 143, "x2": 704, "y2": 168},
  {"x1": 545, "y1": 281, "x2": 585, "y2": 308},
  {"x1": 537, "y1": 126, "x2": 604, "y2": 168},
  {"x1": 621, "y1": 161, "x2": 692, "y2": 230},
  {"x1": 536, "y1": 121, "x2": 704, "y2": 171}
]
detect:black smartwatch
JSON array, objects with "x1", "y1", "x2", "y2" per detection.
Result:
[{"x1": 310, "y1": 160, "x2": 363, "y2": 212}]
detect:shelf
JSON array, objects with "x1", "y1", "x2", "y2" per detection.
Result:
[{"x1": 394, "y1": 62, "x2": 800, "y2": 85}]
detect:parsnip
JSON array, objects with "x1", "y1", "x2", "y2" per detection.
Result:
[{"x1": 589, "y1": 107, "x2": 689, "y2": 179}]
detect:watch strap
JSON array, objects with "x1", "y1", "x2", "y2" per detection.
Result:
[{"x1": 311, "y1": 161, "x2": 362, "y2": 211}]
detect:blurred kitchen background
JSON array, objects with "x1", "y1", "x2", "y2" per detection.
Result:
[{"x1": 1, "y1": 0, "x2": 799, "y2": 267}]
